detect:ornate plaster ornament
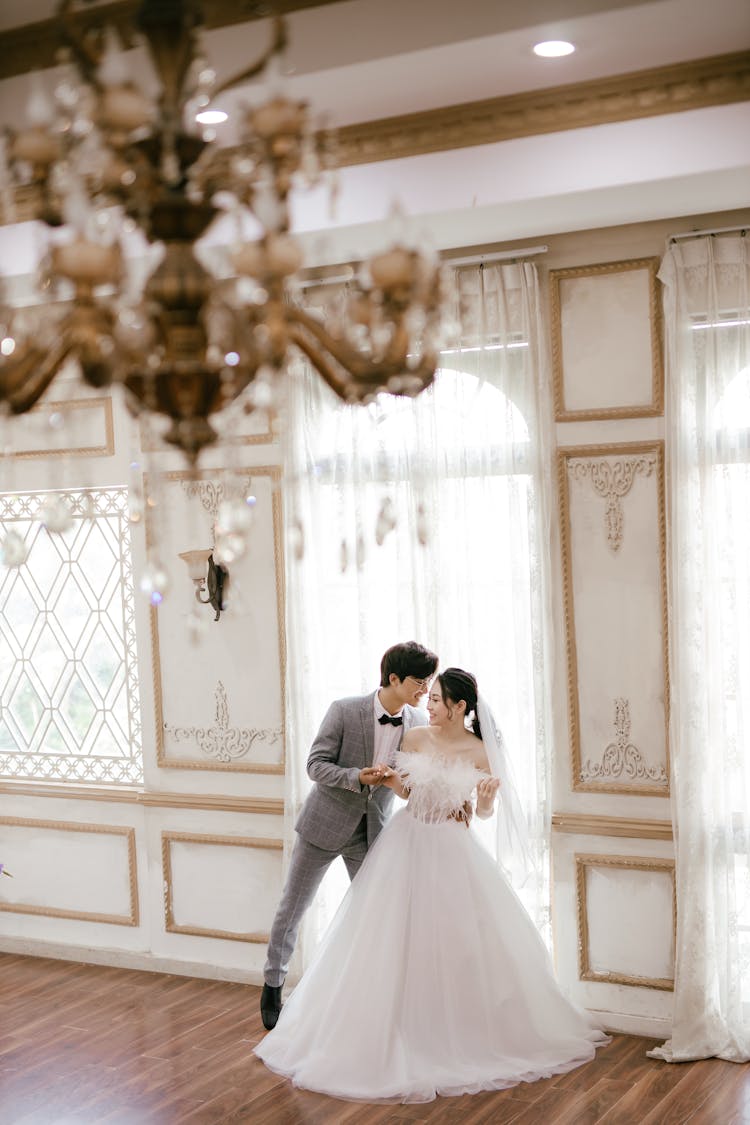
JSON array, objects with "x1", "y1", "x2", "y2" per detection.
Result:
[
  {"x1": 580, "y1": 698, "x2": 667, "y2": 784},
  {"x1": 164, "y1": 681, "x2": 281, "y2": 764},
  {"x1": 568, "y1": 453, "x2": 657, "y2": 551}
]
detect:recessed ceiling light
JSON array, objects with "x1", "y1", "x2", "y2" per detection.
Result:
[
  {"x1": 533, "y1": 40, "x2": 575, "y2": 58},
  {"x1": 196, "y1": 109, "x2": 228, "y2": 124}
]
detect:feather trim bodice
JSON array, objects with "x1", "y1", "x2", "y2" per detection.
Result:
[{"x1": 392, "y1": 750, "x2": 485, "y2": 824}]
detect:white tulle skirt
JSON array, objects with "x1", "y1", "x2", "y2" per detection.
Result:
[{"x1": 254, "y1": 808, "x2": 608, "y2": 1103}]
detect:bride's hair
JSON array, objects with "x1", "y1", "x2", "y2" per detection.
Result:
[{"x1": 438, "y1": 668, "x2": 482, "y2": 738}]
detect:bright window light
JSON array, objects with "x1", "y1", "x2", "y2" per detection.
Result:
[{"x1": 533, "y1": 40, "x2": 575, "y2": 58}]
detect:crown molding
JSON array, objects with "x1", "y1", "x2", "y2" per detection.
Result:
[
  {"x1": 0, "y1": 0, "x2": 348, "y2": 81},
  {"x1": 2, "y1": 51, "x2": 748, "y2": 226},
  {"x1": 335, "y1": 51, "x2": 750, "y2": 166}
]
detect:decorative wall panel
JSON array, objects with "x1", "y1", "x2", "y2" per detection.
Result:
[
  {"x1": 7, "y1": 397, "x2": 114, "y2": 459},
  {"x1": 162, "y1": 831, "x2": 283, "y2": 943},
  {"x1": 140, "y1": 405, "x2": 274, "y2": 452},
  {"x1": 576, "y1": 853, "x2": 675, "y2": 989},
  {"x1": 558, "y1": 441, "x2": 669, "y2": 794},
  {"x1": 148, "y1": 467, "x2": 285, "y2": 773},
  {"x1": 551, "y1": 258, "x2": 663, "y2": 421},
  {"x1": 0, "y1": 817, "x2": 138, "y2": 925}
]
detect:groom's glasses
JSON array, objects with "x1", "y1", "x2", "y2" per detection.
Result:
[{"x1": 406, "y1": 677, "x2": 430, "y2": 690}]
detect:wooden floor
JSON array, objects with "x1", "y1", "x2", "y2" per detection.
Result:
[{"x1": 1, "y1": 953, "x2": 748, "y2": 1124}]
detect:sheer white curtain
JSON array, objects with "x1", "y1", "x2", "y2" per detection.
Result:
[
  {"x1": 282, "y1": 263, "x2": 556, "y2": 971},
  {"x1": 650, "y1": 234, "x2": 750, "y2": 1063}
]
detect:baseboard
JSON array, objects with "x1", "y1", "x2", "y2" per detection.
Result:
[
  {"x1": 590, "y1": 1008, "x2": 672, "y2": 1040},
  {"x1": 0, "y1": 936, "x2": 265, "y2": 986}
]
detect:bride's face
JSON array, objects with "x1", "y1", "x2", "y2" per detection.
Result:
[{"x1": 426, "y1": 687, "x2": 450, "y2": 726}]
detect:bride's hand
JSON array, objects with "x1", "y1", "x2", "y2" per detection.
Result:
[
  {"x1": 375, "y1": 767, "x2": 409, "y2": 798},
  {"x1": 377, "y1": 768, "x2": 398, "y2": 789},
  {"x1": 477, "y1": 777, "x2": 501, "y2": 800},
  {"x1": 359, "y1": 766, "x2": 387, "y2": 786},
  {"x1": 476, "y1": 775, "x2": 501, "y2": 818}
]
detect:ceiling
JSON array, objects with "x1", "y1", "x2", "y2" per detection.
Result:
[{"x1": 0, "y1": 0, "x2": 748, "y2": 268}]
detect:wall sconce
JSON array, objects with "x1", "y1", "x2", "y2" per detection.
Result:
[{"x1": 178, "y1": 549, "x2": 229, "y2": 621}]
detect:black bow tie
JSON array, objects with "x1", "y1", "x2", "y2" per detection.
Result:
[{"x1": 378, "y1": 713, "x2": 403, "y2": 727}]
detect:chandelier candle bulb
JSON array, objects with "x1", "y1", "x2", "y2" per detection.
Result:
[
  {"x1": 10, "y1": 127, "x2": 61, "y2": 169},
  {"x1": 369, "y1": 247, "x2": 418, "y2": 291},
  {"x1": 98, "y1": 84, "x2": 154, "y2": 135},
  {"x1": 267, "y1": 235, "x2": 304, "y2": 277},
  {"x1": 231, "y1": 242, "x2": 265, "y2": 278},
  {"x1": 51, "y1": 241, "x2": 122, "y2": 287},
  {"x1": 250, "y1": 98, "x2": 306, "y2": 140}
]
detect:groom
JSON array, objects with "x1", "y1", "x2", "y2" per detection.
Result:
[{"x1": 260, "y1": 640, "x2": 438, "y2": 1029}]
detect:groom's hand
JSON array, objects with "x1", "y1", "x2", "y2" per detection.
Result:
[
  {"x1": 359, "y1": 766, "x2": 386, "y2": 786},
  {"x1": 376, "y1": 768, "x2": 399, "y2": 789}
]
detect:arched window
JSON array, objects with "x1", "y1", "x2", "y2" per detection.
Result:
[{"x1": 285, "y1": 258, "x2": 555, "y2": 958}]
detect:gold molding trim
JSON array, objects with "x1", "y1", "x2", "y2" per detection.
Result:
[
  {"x1": 552, "y1": 814, "x2": 673, "y2": 841},
  {"x1": 0, "y1": 780, "x2": 284, "y2": 815},
  {"x1": 161, "y1": 829, "x2": 283, "y2": 943},
  {"x1": 3, "y1": 54, "x2": 749, "y2": 225},
  {"x1": 557, "y1": 440, "x2": 670, "y2": 796},
  {"x1": 575, "y1": 852, "x2": 676, "y2": 991},
  {"x1": 550, "y1": 258, "x2": 664, "y2": 422},
  {"x1": 147, "y1": 466, "x2": 286, "y2": 774},
  {"x1": 8, "y1": 396, "x2": 115, "y2": 459},
  {"x1": 0, "y1": 816, "x2": 138, "y2": 926},
  {"x1": 140, "y1": 417, "x2": 275, "y2": 452},
  {"x1": 333, "y1": 52, "x2": 750, "y2": 167}
]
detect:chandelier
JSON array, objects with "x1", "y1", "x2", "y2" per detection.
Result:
[{"x1": 0, "y1": 0, "x2": 445, "y2": 467}]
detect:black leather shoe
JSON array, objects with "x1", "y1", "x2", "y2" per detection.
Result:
[{"x1": 260, "y1": 983, "x2": 283, "y2": 1030}]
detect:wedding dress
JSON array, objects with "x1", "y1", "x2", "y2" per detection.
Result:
[{"x1": 254, "y1": 751, "x2": 608, "y2": 1103}]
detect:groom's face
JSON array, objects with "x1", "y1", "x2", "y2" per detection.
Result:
[{"x1": 390, "y1": 674, "x2": 431, "y2": 709}]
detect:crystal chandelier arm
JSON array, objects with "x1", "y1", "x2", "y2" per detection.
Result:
[
  {"x1": 287, "y1": 303, "x2": 437, "y2": 399},
  {"x1": 288, "y1": 303, "x2": 406, "y2": 377},
  {"x1": 287, "y1": 304, "x2": 377, "y2": 377},
  {"x1": 2, "y1": 338, "x2": 72, "y2": 413},
  {"x1": 57, "y1": 0, "x2": 107, "y2": 92},
  {"x1": 287, "y1": 318, "x2": 356, "y2": 399},
  {"x1": 211, "y1": 16, "x2": 288, "y2": 97}
]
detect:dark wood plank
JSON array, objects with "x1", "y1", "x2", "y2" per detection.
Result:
[
  {"x1": 689, "y1": 1063, "x2": 750, "y2": 1125},
  {"x1": 637, "y1": 1057, "x2": 748, "y2": 1125},
  {"x1": 547, "y1": 1077, "x2": 635, "y2": 1125},
  {"x1": 590, "y1": 1064, "x2": 691, "y2": 1125}
]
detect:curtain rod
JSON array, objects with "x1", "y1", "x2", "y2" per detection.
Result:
[
  {"x1": 296, "y1": 244, "x2": 549, "y2": 288},
  {"x1": 441, "y1": 245, "x2": 548, "y2": 267},
  {"x1": 668, "y1": 224, "x2": 747, "y2": 242}
]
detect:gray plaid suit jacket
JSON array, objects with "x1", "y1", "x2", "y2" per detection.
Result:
[{"x1": 294, "y1": 690, "x2": 427, "y2": 851}]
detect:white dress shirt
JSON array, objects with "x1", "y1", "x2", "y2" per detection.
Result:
[{"x1": 373, "y1": 691, "x2": 404, "y2": 768}]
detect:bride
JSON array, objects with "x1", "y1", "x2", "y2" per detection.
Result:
[{"x1": 254, "y1": 667, "x2": 609, "y2": 1103}]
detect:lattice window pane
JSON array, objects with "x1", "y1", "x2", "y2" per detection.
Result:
[{"x1": 0, "y1": 488, "x2": 143, "y2": 785}]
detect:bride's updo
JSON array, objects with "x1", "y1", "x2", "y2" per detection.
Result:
[{"x1": 438, "y1": 668, "x2": 482, "y2": 738}]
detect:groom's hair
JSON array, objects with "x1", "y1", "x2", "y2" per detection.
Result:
[{"x1": 380, "y1": 642, "x2": 438, "y2": 687}]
